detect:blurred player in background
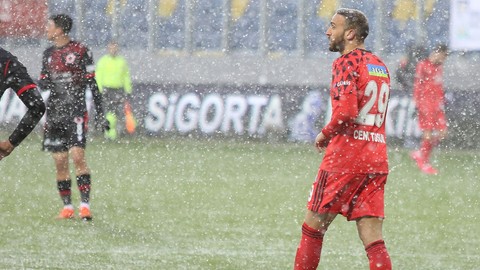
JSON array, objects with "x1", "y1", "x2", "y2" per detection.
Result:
[
  {"x1": 39, "y1": 14, "x2": 108, "y2": 220},
  {"x1": 410, "y1": 44, "x2": 449, "y2": 175},
  {"x1": 0, "y1": 49, "x2": 45, "y2": 160},
  {"x1": 95, "y1": 40, "x2": 135, "y2": 140},
  {"x1": 294, "y1": 8, "x2": 392, "y2": 270},
  {"x1": 396, "y1": 43, "x2": 427, "y2": 97},
  {"x1": 396, "y1": 43, "x2": 427, "y2": 149}
]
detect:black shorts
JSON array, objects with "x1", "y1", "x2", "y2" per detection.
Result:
[
  {"x1": 103, "y1": 88, "x2": 127, "y2": 116},
  {"x1": 43, "y1": 116, "x2": 87, "y2": 152}
]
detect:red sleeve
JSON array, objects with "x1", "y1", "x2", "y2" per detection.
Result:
[
  {"x1": 321, "y1": 92, "x2": 358, "y2": 139},
  {"x1": 321, "y1": 57, "x2": 359, "y2": 139}
]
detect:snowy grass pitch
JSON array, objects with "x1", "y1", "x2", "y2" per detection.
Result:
[{"x1": 0, "y1": 135, "x2": 479, "y2": 269}]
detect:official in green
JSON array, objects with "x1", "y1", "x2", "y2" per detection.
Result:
[{"x1": 95, "y1": 41, "x2": 134, "y2": 139}]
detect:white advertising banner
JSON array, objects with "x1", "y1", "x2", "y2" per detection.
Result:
[
  {"x1": 1, "y1": 83, "x2": 477, "y2": 148},
  {"x1": 450, "y1": 0, "x2": 480, "y2": 51}
]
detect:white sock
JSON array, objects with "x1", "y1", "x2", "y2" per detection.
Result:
[{"x1": 80, "y1": 202, "x2": 90, "y2": 209}]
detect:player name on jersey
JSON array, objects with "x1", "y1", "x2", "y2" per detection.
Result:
[{"x1": 353, "y1": 129, "x2": 386, "y2": 143}]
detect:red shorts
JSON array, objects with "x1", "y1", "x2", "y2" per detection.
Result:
[
  {"x1": 418, "y1": 109, "x2": 447, "y2": 131},
  {"x1": 307, "y1": 170, "x2": 387, "y2": 221}
]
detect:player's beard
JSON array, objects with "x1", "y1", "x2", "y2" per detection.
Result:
[{"x1": 328, "y1": 36, "x2": 345, "y2": 53}]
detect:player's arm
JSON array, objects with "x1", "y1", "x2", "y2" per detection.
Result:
[
  {"x1": 38, "y1": 50, "x2": 53, "y2": 91},
  {"x1": 0, "y1": 57, "x2": 46, "y2": 159},
  {"x1": 88, "y1": 74, "x2": 109, "y2": 131},
  {"x1": 89, "y1": 78, "x2": 109, "y2": 131},
  {"x1": 317, "y1": 93, "x2": 358, "y2": 149},
  {"x1": 317, "y1": 72, "x2": 359, "y2": 149},
  {"x1": 94, "y1": 57, "x2": 104, "y2": 93},
  {"x1": 83, "y1": 48, "x2": 109, "y2": 131}
]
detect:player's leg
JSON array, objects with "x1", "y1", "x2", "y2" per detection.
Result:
[
  {"x1": 105, "y1": 112, "x2": 118, "y2": 140},
  {"x1": 104, "y1": 89, "x2": 118, "y2": 140},
  {"x1": 411, "y1": 110, "x2": 432, "y2": 170},
  {"x1": 70, "y1": 146, "x2": 90, "y2": 176},
  {"x1": 294, "y1": 170, "x2": 338, "y2": 270},
  {"x1": 114, "y1": 99, "x2": 124, "y2": 137},
  {"x1": 420, "y1": 130, "x2": 433, "y2": 162},
  {"x1": 429, "y1": 113, "x2": 448, "y2": 163},
  {"x1": 294, "y1": 210, "x2": 336, "y2": 270},
  {"x1": 356, "y1": 217, "x2": 391, "y2": 270},
  {"x1": 53, "y1": 151, "x2": 70, "y2": 180},
  {"x1": 53, "y1": 151, "x2": 75, "y2": 219},
  {"x1": 351, "y1": 174, "x2": 391, "y2": 270},
  {"x1": 70, "y1": 146, "x2": 93, "y2": 220},
  {"x1": 418, "y1": 130, "x2": 440, "y2": 174},
  {"x1": 116, "y1": 93, "x2": 127, "y2": 137},
  {"x1": 70, "y1": 116, "x2": 93, "y2": 220},
  {"x1": 44, "y1": 121, "x2": 75, "y2": 219}
]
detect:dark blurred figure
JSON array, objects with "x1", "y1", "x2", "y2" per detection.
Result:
[
  {"x1": 396, "y1": 43, "x2": 427, "y2": 149},
  {"x1": 396, "y1": 43, "x2": 427, "y2": 96}
]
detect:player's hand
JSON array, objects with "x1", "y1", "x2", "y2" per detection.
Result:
[
  {"x1": 0, "y1": 140, "x2": 15, "y2": 161},
  {"x1": 96, "y1": 118, "x2": 110, "y2": 132},
  {"x1": 102, "y1": 118, "x2": 110, "y2": 132},
  {"x1": 315, "y1": 132, "x2": 328, "y2": 152}
]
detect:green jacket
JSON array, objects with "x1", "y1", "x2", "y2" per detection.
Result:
[{"x1": 95, "y1": 54, "x2": 132, "y2": 94}]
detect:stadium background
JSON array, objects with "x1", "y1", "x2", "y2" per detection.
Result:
[{"x1": 1, "y1": 0, "x2": 479, "y2": 148}]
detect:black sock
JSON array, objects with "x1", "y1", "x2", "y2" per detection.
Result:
[
  {"x1": 57, "y1": 179, "x2": 72, "y2": 206},
  {"x1": 77, "y1": 174, "x2": 91, "y2": 204}
]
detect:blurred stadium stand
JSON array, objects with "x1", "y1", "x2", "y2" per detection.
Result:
[
  {"x1": 156, "y1": 0, "x2": 186, "y2": 49},
  {"x1": 34, "y1": 0, "x2": 449, "y2": 53},
  {"x1": 5, "y1": 0, "x2": 475, "y2": 91}
]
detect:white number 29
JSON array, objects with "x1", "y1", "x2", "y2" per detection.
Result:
[{"x1": 355, "y1": 81, "x2": 390, "y2": 127}]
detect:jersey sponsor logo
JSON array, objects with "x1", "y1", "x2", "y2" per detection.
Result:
[
  {"x1": 367, "y1": 64, "x2": 388, "y2": 78},
  {"x1": 43, "y1": 138, "x2": 63, "y2": 147},
  {"x1": 335, "y1": 80, "x2": 351, "y2": 87}
]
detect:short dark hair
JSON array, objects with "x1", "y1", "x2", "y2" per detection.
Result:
[
  {"x1": 336, "y1": 8, "x2": 369, "y2": 42},
  {"x1": 432, "y1": 43, "x2": 449, "y2": 54},
  {"x1": 49, "y1": 14, "x2": 73, "y2": 34}
]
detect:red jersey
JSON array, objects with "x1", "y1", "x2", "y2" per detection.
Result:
[
  {"x1": 413, "y1": 58, "x2": 445, "y2": 112},
  {"x1": 320, "y1": 49, "x2": 390, "y2": 174}
]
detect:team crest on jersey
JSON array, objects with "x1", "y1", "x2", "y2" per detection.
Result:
[
  {"x1": 367, "y1": 64, "x2": 388, "y2": 78},
  {"x1": 64, "y1": 53, "x2": 78, "y2": 65}
]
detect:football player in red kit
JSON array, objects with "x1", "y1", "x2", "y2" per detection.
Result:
[
  {"x1": 39, "y1": 14, "x2": 108, "y2": 220},
  {"x1": 294, "y1": 8, "x2": 392, "y2": 270},
  {"x1": 410, "y1": 44, "x2": 449, "y2": 175}
]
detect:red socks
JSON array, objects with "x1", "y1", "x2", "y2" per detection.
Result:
[
  {"x1": 294, "y1": 223, "x2": 391, "y2": 270},
  {"x1": 420, "y1": 139, "x2": 433, "y2": 162},
  {"x1": 420, "y1": 137, "x2": 440, "y2": 163},
  {"x1": 365, "y1": 240, "x2": 392, "y2": 270},
  {"x1": 294, "y1": 223, "x2": 324, "y2": 270}
]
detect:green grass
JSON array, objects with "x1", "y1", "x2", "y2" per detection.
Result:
[{"x1": 0, "y1": 135, "x2": 479, "y2": 269}]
